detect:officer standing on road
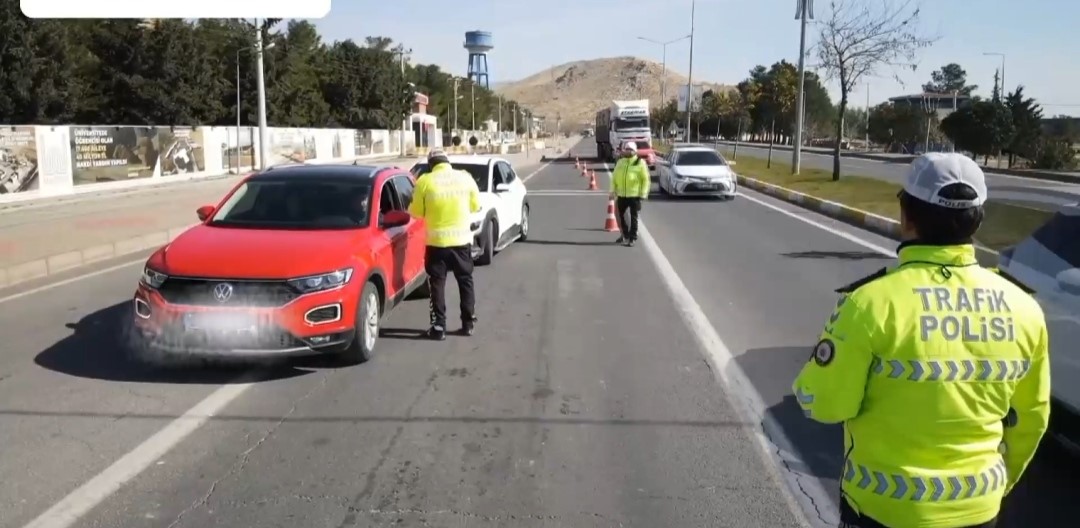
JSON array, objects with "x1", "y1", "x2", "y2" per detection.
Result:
[
  {"x1": 609, "y1": 140, "x2": 651, "y2": 247},
  {"x1": 792, "y1": 153, "x2": 1050, "y2": 528},
  {"x1": 408, "y1": 148, "x2": 482, "y2": 340}
]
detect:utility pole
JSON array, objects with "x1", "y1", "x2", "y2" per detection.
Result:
[
  {"x1": 498, "y1": 95, "x2": 503, "y2": 139},
  {"x1": 470, "y1": 81, "x2": 476, "y2": 131},
  {"x1": 684, "y1": 0, "x2": 696, "y2": 141},
  {"x1": 984, "y1": 52, "x2": 1006, "y2": 94},
  {"x1": 865, "y1": 83, "x2": 870, "y2": 151},
  {"x1": 399, "y1": 49, "x2": 408, "y2": 155},
  {"x1": 453, "y1": 77, "x2": 460, "y2": 132},
  {"x1": 254, "y1": 19, "x2": 269, "y2": 170},
  {"x1": 792, "y1": 0, "x2": 813, "y2": 174}
]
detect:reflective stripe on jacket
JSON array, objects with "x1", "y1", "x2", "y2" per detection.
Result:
[
  {"x1": 610, "y1": 155, "x2": 650, "y2": 198},
  {"x1": 792, "y1": 243, "x2": 1050, "y2": 528},
  {"x1": 408, "y1": 162, "x2": 481, "y2": 248}
]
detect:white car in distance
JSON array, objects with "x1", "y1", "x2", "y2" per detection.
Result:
[
  {"x1": 657, "y1": 145, "x2": 738, "y2": 200},
  {"x1": 409, "y1": 155, "x2": 530, "y2": 265}
]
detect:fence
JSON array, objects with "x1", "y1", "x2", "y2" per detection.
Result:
[{"x1": 0, "y1": 125, "x2": 409, "y2": 204}]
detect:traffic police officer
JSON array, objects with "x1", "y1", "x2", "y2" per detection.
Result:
[
  {"x1": 408, "y1": 148, "x2": 482, "y2": 340},
  {"x1": 609, "y1": 140, "x2": 651, "y2": 246},
  {"x1": 793, "y1": 153, "x2": 1051, "y2": 528}
]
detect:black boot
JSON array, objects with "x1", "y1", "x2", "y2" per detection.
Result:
[
  {"x1": 427, "y1": 325, "x2": 446, "y2": 341},
  {"x1": 460, "y1": 316, "x2": 477, "y2": 336}
]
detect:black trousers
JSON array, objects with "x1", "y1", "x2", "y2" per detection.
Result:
[
  {"x1": 424, "y1": 245, "x2": 476, "y2": 328},
  {"x1": 615, "y1": 197, "x2": 642, "y2": 241},
  {"x1": 839, "y1": 499, "x2": 997, "y2": 528}
]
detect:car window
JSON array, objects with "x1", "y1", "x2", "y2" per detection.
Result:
[
  {"x1": 675, "y1": 150, "x2": 727, "y2": 166},
  {"x1": 210, "y1": 178, "x2": 373, "y2": 229},
  {"x1": 391, "y1": 175, "x2": 415, "y2": 208},
  {"x1": 409, "y1": 162, "x2": 489, "y2": 192},
  {"x1": 635, "y1": 141, "x2": 651, "y2": 150},
  {"x1": 494, "y1": 163, "x2": 511, "y2": 186},
  {"x1": 379, "y1": 180, "x2": 401, "y2": 213},
  {"x1": 499, "y1": 162, "x2": 518, "y2": 182}
]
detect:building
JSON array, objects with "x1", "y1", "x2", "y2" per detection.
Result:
[{"x1": 888, "y1": 92, "x2": 973, "y2": 120}]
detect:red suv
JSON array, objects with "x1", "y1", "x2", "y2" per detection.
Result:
[{"x1": 130, "y1": 164, "x2": 428, "y2": 366}]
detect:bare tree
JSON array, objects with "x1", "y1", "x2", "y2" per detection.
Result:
[{"x1": 816, "y1": 0, "x2": 937, "y2": 180}]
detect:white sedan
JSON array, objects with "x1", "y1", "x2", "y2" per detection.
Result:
[
  {"x1": 657, "y1": 145, "x2": 738, "y2": 199},
  {"x1": 409, "y1": 155, "x2": 530, "y2": 265}
]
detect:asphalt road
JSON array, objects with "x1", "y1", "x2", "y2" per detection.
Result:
[
  {"x1": 720, "y1": 143, "x2": 1080, "y2": 209},
  {"x1": 0, "y1": 141, "x2": 1076, "y2": 528}
]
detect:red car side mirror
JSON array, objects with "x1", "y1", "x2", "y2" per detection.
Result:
[{"x1": 196, "y1": 205, "x2": 215, "y2": 221}]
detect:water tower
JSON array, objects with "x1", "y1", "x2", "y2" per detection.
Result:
[{"x1": 464, "y1": 31, "x2": 493, "y2": 89}]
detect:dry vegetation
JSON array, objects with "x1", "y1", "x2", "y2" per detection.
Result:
[{"x1": 494, "y1": 56, "x2": 733, "y2": 130}]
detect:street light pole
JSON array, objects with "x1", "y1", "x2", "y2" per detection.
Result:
[
  {"x1": 637, "y1": 34, "x2": 692, "y2": 107},
  {"x1": 984, "y1": 52, "x2": 1006, "y2": 94},
  {"x1": 684, "y1": 0, "x2": 696, "y2": 142},
  {"x1": 453, "y1": 77, "x2": 459, "y2": 132},
  {"x1": 792, "y1": 0, "x2": 813, "y2": 174},
  {"x1": 471, "y1": 81, "x2": 476, "y2": 131},
  {"x1": 254, "y1": 19, "x2": 269, "y2": 170},
  {"x1": 234, "y1": 40, "x2": 276, "y2": 174}
]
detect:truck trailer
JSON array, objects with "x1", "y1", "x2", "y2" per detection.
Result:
[{"x1": 595, "y1": 100, "x2": 655, "y2": 167}]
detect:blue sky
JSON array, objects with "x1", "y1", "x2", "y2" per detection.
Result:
[{"x1": 311, "y1": 0, "x2": 1080, "y2": 116}]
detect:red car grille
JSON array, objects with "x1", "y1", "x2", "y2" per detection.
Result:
[{"x1": 157, "y1": 278, "x2": 300, "y2": 307}]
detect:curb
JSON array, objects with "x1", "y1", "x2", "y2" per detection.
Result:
[
  {"x1": 0, "y1": 223, "x2": 197, "y2": 288},
  {"x1": 721, "y1": 142, "x2": 1080, "y2": 185},
  {"x1": 736, "y1": 174, "x2": 1002, "y2": 261},
  {"x1": 0, "y1": 154, "x2": 414, "y2": 290},
  {"x1": 736, "y1": 175, "x2": 902, "y2": 240}
]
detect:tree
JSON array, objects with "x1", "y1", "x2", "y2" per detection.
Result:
[
  {"x1": 867, "y1": 102, "x2": 922, "y2": 150},
  {"x1": 940, "y1": 100, "x2": 1014, "y2": 162},
  {"x1": 922, "y1": 63, "x2": 977, "y2": 95},
  {"x1": 1003, "y1": 86, "x2": 1043, "y2": 166},
  {"x1": 815, "y1": 0, "x2": 937, "y2": 180},
  {"x1": 2, "y1": 17, "x2": 530, "y2": 132}
]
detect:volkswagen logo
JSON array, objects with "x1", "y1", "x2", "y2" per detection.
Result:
[{"x1": 212, "y1": 283, "x2": 234, "y2": 303}]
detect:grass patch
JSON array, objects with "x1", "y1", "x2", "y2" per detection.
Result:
[{"x1": 725, "y1": 150, "x2": 1053, "y2": 251}]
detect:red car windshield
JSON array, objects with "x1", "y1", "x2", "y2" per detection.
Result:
[{"x1": 209, "y1": 179, "x2": 374, "y2": 230}]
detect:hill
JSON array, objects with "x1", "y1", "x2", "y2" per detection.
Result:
[{"x1": 494, "y1": 57, "x2": 734, "y2": 130}]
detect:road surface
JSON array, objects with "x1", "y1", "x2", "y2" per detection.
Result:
[
  {"x1": 0, "y1": 141, "x2": 1075, "y2": 528},
  {"x1": 720, "y1": 143, "x2": 1080, "y2": 209}
]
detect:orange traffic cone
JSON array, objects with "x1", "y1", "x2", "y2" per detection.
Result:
[
  {"x1": 603, "y1": 199, "x2": 620, "y2": 232},
  {"x1": 575, "y1": 158, "x2": 581, "y2": 170},
  {"x1": 588, "y1": 170, "x2": 598, "y2": 190}
]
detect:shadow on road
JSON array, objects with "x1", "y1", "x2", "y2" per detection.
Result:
[
  {"x1": 34, "y1": 302, "x2": 318, "y2": 384},
  {"x1": 521, "y1": 239, "x2": 618, "y2": 247},
  {"x1": 781, "y1": 250, "x2": 893, "y2": 261},
  {"x1": 379, "y1": 327, "x2": 431, "y2": 341},
  {"x1": 735, "y1": 346, "x2": 1080, "y2": 527}
]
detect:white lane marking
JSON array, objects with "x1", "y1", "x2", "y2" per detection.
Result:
[
  {"x1": 735, "y1": 191, "x2": 897, "y2": 257},
  {"x1": 0, "y1": 258, "x2": 147, "y2": 305},
  {"x1": 602, "y1": 160, "x2": 821, "y2": 526},
  {"x1": 638, "y1": 222, "x2": 822, "y2": 528},
  {"x1": 521, "y1": 158, "x2": 556, "y2": 183},
  {"x1": 22, "y1": 376, "x2": 260, "y2": 528}
]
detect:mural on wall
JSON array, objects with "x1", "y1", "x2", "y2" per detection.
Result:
[
  {"x1": 268, "y1": 129, "x2": 318, "y2": 166},
  {"x1": 68, "y1": 126, "x2": 208, "y2": 184},
  {"x1": 355, "y1": 130, "x2": 373, "y2": 156},
  {"x1": 220, "y1": 127, "x2": 254, "y2": 171},
  {"x1": 159, "y1": 127, "x2": 206, "y2": 176},
  {"x1": 0, "y1": 126, "x2": 39, "y2": 194}
]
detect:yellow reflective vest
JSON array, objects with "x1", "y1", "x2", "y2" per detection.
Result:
[
  {"x1": 610, "y1": 155, "x2": 650, "y2": 198},
  {"x1": 793, "y1": 243, "x2": 1050, "y2": 528},
  {"x1": 408, "y1": 162, "x2": 481, "y2": 248}
]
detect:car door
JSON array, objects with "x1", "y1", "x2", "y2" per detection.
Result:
[
  {"x1": 493, "y1": 162, "x2": 521, "y2": 232},
  {"x1": 375, "y1": 179, "x2": 409, "y2": 297},
  {"x1": 390, "y1": 174, "x2": 425, "y2": 283},
  {"x1": 664, "y1": 151, "x2": 678, "y2": 190}
]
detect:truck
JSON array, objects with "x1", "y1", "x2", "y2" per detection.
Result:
[{"x1": 594, "y1": 100, "x2": 656, "y2": 168}]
